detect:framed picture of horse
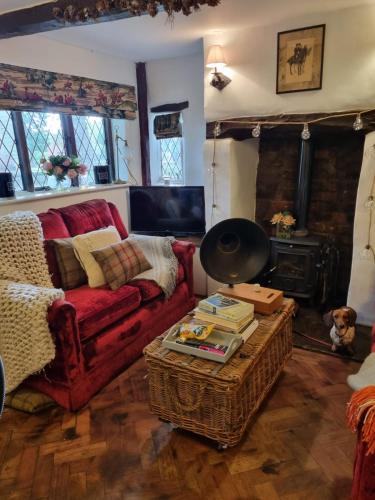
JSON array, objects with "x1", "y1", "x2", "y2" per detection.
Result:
[{"x1": 276, "y1": 24, "x2": 325, "y2": 94}]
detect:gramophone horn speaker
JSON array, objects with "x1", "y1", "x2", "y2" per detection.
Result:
[{"x1": 200, "y1": 218, "x2": 270, "y2": 284}]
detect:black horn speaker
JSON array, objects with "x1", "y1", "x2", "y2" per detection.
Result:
[{"x1": 200, "y1": 218, "x2": 270, "y2": 285}]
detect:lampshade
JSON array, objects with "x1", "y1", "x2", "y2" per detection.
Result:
[{"x1": 206, "y1": 45, "x2": 227, "y2": 69}]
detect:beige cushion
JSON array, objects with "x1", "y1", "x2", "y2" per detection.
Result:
[
  {"x1": 72, "y1": 226, "x2": 121, "y2": 287},
  {"x1": 92, "y1": 239, "x2": 152, "y2": 291}
]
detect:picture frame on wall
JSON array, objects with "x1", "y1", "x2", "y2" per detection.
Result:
[{"x1": 276, "y1": 24, "x2": 325, "y2": 94}]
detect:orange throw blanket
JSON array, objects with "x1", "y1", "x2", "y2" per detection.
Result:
[{"x1": 348, "y1": 386, "x2": 375, "y2": 455}]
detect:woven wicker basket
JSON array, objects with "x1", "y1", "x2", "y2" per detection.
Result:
[{"x1": 144, "y1": 299, "x2": 294, "y2": 448}]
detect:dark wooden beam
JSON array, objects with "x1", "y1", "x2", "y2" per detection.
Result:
[
  {"x1": 103, "y1": 118, "x2": 116, "y2": 182},
  {"x1": 136, "y1": 62, "x2": 151, "y2": 186},
  {"x1": 150, "y1": 101, "x2": 189, "y2": 113},
  {"x1": 0, "y1": 1, "x2": 144, "y2": 39},
  {"x1": 206, "y1": 111, "x2": 375, "y2": 140}
]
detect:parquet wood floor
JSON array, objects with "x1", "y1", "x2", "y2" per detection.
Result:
[{"x1": 0, "y1": 348, "x2": 358, "y2": 500}]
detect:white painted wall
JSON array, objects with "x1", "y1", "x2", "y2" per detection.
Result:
[
  {"x1": 147, "y1": 51, "x2": 205, "y2": 186},
  {"x1": 0, "y1": 34, "x2": 142, "y2": 186},
  {"x1": 0, "y1": 185, "x2": 130, "y2": 228},
  {"x1": 347, "y1": 132, "x2": 375, "y2": 326},
  {"x1": 204, "y1": 3, "x2": 375, "y2": 121},
  {"x1": 203, "y1": 138, "x2": 259, "y2": 295}
]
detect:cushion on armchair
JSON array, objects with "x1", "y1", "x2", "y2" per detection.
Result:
[{"x1": 64, "y1": 284, "x2": 141, "y2": 341}]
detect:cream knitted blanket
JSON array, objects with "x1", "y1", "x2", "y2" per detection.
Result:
[
  {"x1": 128, "y1": 234, "x2": 178, "y2": 299},
  {"x1": 0, "y1": 211, "x2": 64, "y2": 393}
]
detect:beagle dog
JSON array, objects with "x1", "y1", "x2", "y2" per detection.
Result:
[{"x1": 323, "y1": 307, "x2": 357, "y2": 354}]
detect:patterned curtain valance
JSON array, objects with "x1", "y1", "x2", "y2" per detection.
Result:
[
  {"x1": 153, "y1": 112, "x2": 182, "y2": 139},
  {"x1": 0, "y1": 63, "x2": 137, "y2": 120}
]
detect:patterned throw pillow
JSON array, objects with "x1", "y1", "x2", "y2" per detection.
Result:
[
  {"x1": 51, "y1": 238, "x2": 87, "y2": 290},
  {"x1": 91, "y1": 239, "x2": 152, "y2": 291},
  {"x1": 72, "y1": 226, "x2": 121, "y2": 288}
]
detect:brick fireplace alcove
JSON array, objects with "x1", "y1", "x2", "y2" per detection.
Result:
[
  {"x1": 256, "y1": 127, "x2": 365, "y2": 302},
  {"x1": 206, "y1": 115, "x2": 368, "y2": 305}
]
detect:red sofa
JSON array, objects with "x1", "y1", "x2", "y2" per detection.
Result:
[{"x1": 24, "y1": 198, "x2": 196, "y2": 411}]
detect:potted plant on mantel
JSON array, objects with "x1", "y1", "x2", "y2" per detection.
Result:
[
  {"x1": 271, "y1": 211, "x2": 296, "y2": 239},
  {"x1": 41, "y1": 155, "x2": 88, "y2": 190}
]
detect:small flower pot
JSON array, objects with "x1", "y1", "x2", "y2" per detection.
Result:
[{"x1": 276, "y1": 223, "x2": 293, "y2": 239}]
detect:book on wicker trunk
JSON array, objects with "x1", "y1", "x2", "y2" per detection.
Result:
[
  {"x1": 194, "y1": 309, "x2": 254, "y2": 333},
  {"x1": 198, "y1": 294, "x2": 254, "y2": 322}
]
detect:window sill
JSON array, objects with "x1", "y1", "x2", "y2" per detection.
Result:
[{"x1": 0, "y1": 183, "x2": 131, "y2": 207}]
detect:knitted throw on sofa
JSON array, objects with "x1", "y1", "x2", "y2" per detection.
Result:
[
  {"x1": 0, "y1": 211, "x2": 64, "y2": 393},
  {"x1": 348, "y1": 385, "x2": 375, "y2": 455},
  {"x1": 128, "y1": 234, "x2": 178, "y2": 299}
]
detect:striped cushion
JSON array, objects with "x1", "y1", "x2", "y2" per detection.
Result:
[
  {"x1": 51, "y1": 237, "x2": 87, "y2": 290},
  {"x1": 91, "y1": 239, "x2": 152, "y2": 291}
]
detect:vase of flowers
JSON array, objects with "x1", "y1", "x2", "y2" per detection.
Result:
[
  {"x1": 271, "y1": 211, "x2": 296, "y2": 239},
  {"x1": 41, "y1": 155, "x2": 88, "y2": 190}
]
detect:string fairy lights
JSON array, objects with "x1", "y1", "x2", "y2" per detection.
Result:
[{"x1": 211, "y1": 108, "x2": 375, "y2": 141}]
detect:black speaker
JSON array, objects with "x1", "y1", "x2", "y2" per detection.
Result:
[
  {"x1": 94, "y1": 165, "x2": 111, "y2": 184},
  {"x1": 0, "y1": 172, "x2": 15, "y2": 198},
  {"x1": 200, "y1": 218, "x2": 270, "y2": 285}
]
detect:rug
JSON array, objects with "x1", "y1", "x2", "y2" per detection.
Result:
[{"x1": 293, "y1": 306, "x2": 372, "y2": 363}]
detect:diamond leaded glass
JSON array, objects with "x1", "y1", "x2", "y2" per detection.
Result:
[
  {"x1": 72, "y1": 116, "x2": 108, "y2": 184},
  {"x1": 0, "y1": 111, "x2": 23, "y2": 190},
  {"x1": 22, "y1": 112, "x2": 66, "y2": 189},
  {"x1": 160, "y1": 137, "x2": 184, "y2": 183}
]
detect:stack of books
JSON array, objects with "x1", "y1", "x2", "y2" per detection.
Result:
[{"x1": 194, "y1": 293, "x2": 259, "y2": 343}]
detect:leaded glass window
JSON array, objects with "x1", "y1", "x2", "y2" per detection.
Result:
[
  {"x1": 22, "y1": 111, "x2": 66, "y2": 189},
  {"x1": 160, "y1": 137, "x2": 184, "y2": 184},
  {"x1": 72, "y1": 116, "x2": 108, "y2": 184}
]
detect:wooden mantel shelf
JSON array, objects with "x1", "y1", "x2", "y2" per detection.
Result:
[{"x1": 206, "y1": 110, "x2": 375, "y2": 140}]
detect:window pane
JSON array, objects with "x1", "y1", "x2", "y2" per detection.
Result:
[
  {"x1": 22, "y1": 111, "x2": 65, "y2": 189},
  {"x1": 0, "y1": 111, "x2": 23, "y2": 190},
  {"x1": 160, "y1": 137, "x2": 183, "y2": 183},
  {"x1": 72, "y1": 116, "x2": 108, "y2": 184}
]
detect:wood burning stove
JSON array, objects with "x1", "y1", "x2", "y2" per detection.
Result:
[
  {"x1": 264, "y1": 136, "x2": 339, "y2": 305},
  {"x1": 268, "y1": 236, "x2": 322, "y2": 301}
]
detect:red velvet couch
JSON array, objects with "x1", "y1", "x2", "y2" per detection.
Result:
[{"x1": 24, "y1": 198, "x2": 196, "y2": 411}]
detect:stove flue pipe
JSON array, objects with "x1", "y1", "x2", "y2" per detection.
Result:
[{"x1": 294, "y1": 138, "x2": 314, "y2": 237}]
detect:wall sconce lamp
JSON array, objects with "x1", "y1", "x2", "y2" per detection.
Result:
[{"x1": 206, "y1": 44, "x2": 231, "y2": 91}]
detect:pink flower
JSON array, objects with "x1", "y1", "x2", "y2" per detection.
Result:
[
  {"x1": 63, "y1": 158, "x2": 71, "y2": 167},
  {"x1": 67, "y1": 169, "x2": 78, "y2": 179},
  {"x1": 54, "y1": 166, "x2": 64, "y2": 176},
  {"x1": 78, "y1": 164, "x2": 88, "y2": 175},
  {"x1": 42, "y1": 161, "x2": 53, "y2": 172}
]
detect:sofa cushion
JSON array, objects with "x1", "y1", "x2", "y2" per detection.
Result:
[
  {"x1": 65, "y1": 284, "x2": 141, "y2": 342},
  {"x1": 50, "y1": 238, "x2": 87, "y2": 290},
  {"x1": 54, "y1": 199, "x2": 116, "y2": 236},
  {"x1": 72, "y1": 226, "x2": 121, "y2": 288},
  {"x1": 130, "y1": 263, "x2": 185, "y2": 302},
  {"x1": 38, "y1": 211, "x2": 70, "y2": 239},
  {"x1": 92, "y1": 239, "x2": 152, "y2": 291}
]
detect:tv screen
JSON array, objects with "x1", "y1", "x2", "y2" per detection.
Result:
[{"x1": 129, "y1": 186, "x2": 206, "y2": 236}]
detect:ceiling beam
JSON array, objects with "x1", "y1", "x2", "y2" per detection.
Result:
[{"x1": 0, "y1": 1, "x2": 145, "y2": 39}]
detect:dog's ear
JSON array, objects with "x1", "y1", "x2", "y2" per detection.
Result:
[
  {"x1": 343, "y1": 307, "x2": 357, "y2": 327},
  {"x1": 323, "y1": 310, "x2": 334, "y2": 328}
]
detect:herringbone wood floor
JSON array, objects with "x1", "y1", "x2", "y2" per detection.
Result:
[{"x1": 0, "y1": 349, "x2": 358, "y2": 500}]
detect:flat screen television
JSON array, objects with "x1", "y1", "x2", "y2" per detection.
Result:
[{"x1": 129, "y1": 186, "x2": 206, "y2": 236}]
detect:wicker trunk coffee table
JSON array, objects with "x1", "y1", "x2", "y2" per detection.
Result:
[{"x1": 143, "y1": 298, "x2": 294, "y2": 448}]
